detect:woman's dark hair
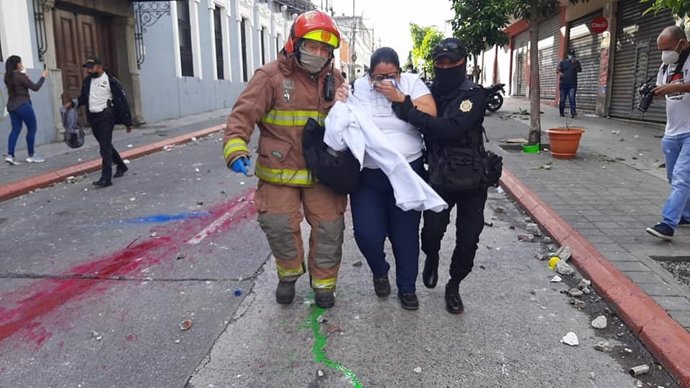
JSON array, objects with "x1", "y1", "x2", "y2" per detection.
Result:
[
  {"x1": 4, "y1": 55, "x2": 22, "y2": 96},
  {"x1": 369, "y1": 47, "x2": 400, "y2": 73}
]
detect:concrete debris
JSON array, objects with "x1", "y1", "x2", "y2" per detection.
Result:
[
  {"x1": 129, "y1": 197, "x2": 136, "y2": 202},
  {"x1": 591, "y1": 316, "x2": 607, "y2": 329},
  {"x1": 91, "y1": 331, "x2": 103, "y2": 341},
  {"x1": 163, "y1": 144, "x2": 175, "y2": 151},
  {"x1": 517, "y1": 233, "x2": 535, "y2": 242},
  {"x1": 494, "y1": 206, "x2": 505, "y2": 214},
  {"x1": 550, "y1": 275, "x2": 562, "y2": 283},
  {"x1": 535, "y1": 252, "x2": 547, "y2": 261},
  {"x1": 624, "y1": 347, "x2": 633, "y2": 353},
  {"x1": 538, "y1": 163, "x2": 552, "y2": 170},
  {"x1": 547, "y1": 244, "x2": 557, "y2": 252},
  {"x1": 581, "y1": 286, "x2": 592, "y2": 295},
  {"x1": 561, "y1": 332, "x2": 579, "y2": 346},
  {"x1": 352, "y1": 260, "x2": 363, "y2": 267},
  {"x1": 629, "y1": 364, "x2": 649, "y2": 377},
  {"x1": 568, "y1": 288, "x2": 584, "y2": 297},
  {"x1": 174, "y1": 339, "x2": 181, "y2": 344},
  {"x1": 123, "y1": 159, "x2": 130, "y2": 165},
  {"x1": 555, "y1": 261, "x2": 574, "y2": 276},
  {"x1": 594, "y1": 341, "x2": 612, "y2": 352},
  {"x1": 526, "y1": 223, "x2": 541, "y2": 236},
  {"x1": 611, "y1": 130, "x2": 620, "y2": 134},
  {"x1": 589, "y1": 372, "x2": 595, "y2": 380},
  {"x1": 578, "y1": 279, "x2": 592, "y2": 288},
  {"x1": 413, "y1": 367, "x2": 422, "y2": 374},
  {"x1": 179, "y1": 319, "x2": 193, "y2": 331},
  {"x1": 542, "y1": 237, "x2": 552, "y2": 244},
  {"x1": 555, "y1": 246, "x2": 572, "y2": 262},
  {"x1": 317, "y1": 369, "x2": 324, "y2": 377},
  {"x1": 191, "y1": 137, "x2": 198, "y2": 142},
  {"x1": 524, "y1": 217, "x2": 533, "y2": 223},
  {"x1": 634, "y1": 380, "x2": 644, "y2": 388}
]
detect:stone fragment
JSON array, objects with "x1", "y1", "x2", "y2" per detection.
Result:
[
  {"x1": 561, "y1": 332, "x2": 579, "y2": 346},
  {"x1": 574, "y1": 300, "x2": 586, "y2": 308},
  {"x1": 555, "y1": 261, "x2": 574, "y2": 276},
  {"x1": 555, "y1": 246, "x2": 572, "y2": 261},
  {"x1": 542, "y1": 236, "x2": 552, "y2": 244},
  {"x1": 413, "y1": 367, "x2": 422, "y2": 374},
  {"x1": 594, "y1": 341, "x2": 612, "y2": 352},
  {"x1": 581, "y1": 286, "x2": 592, "y2": 295},
  {"x1": 517, "y1": 233, "x2": 535, "y2": 242},
  {"x1": 352, "y1": 260, "x2": 363, "y2": 267},
  {"x1": 550, "y1": 275, "x2": 562, "y2": 283},
  {"x1": 494, "y1": 206, "x2": 505, "y2": 214},
  {"x1": 526, "y1": 223, "x2": 541, "y2": 236},
  {"x1": 568, "y1": 288, "x2": 583, "y2": 297},
  {"x1": 578, "y1": 279, "x2": 592, "y2": 288},
  {"x1": 591, "y1": 315, "x2": 607, "y2": 329}
]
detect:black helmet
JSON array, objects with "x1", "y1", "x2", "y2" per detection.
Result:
[
  {"x1": 64, "y1": 128, "x2": 85, "y2": 149},
  {"x1": 432, "y1": 38, "x2": 468, "y2": 62}
]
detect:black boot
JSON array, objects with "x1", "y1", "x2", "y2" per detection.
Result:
[
  {"x1": 275, "y1": 280, "x2": 296, "y2": 304},
  {"x1": 445, "y1": 283, "x2": 464, "y2": 314},
  {"x1": 92, "y1": 178, "x2": 112, "y2": 188},
  {"x1": 422, "y1": 253, "x2": 439, "y2": 289},
  {"x1": 373, "y1": 276, "x2": 391, "y2": 297},
  {"x1": 315, "y1": 289, "x2": 335, "y2": 308},
  {"x1": 113, "y1": 165, "x2": 128, "y2": 178},
  {"x1": 398, "y1": 292, "x2": 419, "y2": 311}
]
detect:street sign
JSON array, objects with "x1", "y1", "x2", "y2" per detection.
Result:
[{"x1": 591, "y1": 16, "x2": 608, "y2": 34}]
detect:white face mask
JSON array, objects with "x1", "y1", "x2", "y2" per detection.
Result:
[{"x1": 662, "y1": 50, "x2": 680, "y2": 65}]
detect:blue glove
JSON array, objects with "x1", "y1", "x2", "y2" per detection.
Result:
[{"x1": 230, "y1": 157, "x2": 251, "y2": 176}]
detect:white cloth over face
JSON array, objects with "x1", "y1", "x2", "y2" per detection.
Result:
[{"x1": 324, "y1": 100, "x2": 447, "y2": 213}]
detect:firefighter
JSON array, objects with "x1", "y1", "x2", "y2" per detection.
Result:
[{"x1": 223, "y1": 10, "x2": 348, "y2": 308}]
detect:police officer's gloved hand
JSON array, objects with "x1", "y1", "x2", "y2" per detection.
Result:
[
  {"x1": 391, "y1": 95, "x2": 415, "y2": 122},
  {"x1": 230, "y1": 156, "x2": 251, "y2": 176}
]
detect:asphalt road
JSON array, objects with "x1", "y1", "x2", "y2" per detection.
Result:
[{"x1": 0, "y1": 131, "x2": 680, "y2": 387}]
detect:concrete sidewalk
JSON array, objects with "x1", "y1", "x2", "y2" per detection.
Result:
[
  {"x1": 0, "y1": 108, "x2": 231, "y2": 200},
  {"x1": 486, "y1": 97, "x2": 690, "y2": 385}
]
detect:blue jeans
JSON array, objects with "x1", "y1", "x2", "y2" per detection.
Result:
[
  {"x1": 661, "y1": 132, "x2": 690, "y2": 228},
  {"x1": 350, "y1": 158, "x2": 424, "y2": 294},
  {"x1": 559, "y1": 85, "x2": 577, "y2": 116},
  {"x1": 8, "y1": 102, "x2": 37, "y2": 157}
]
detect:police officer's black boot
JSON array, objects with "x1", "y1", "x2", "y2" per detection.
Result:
[
  {"x1": 445, "y1": 282, "x2": 464, "y2": 314},
  {"x1": 276, "y1": 280, "x2": 296, "y2": 304},
  {"x1": 422, "y1": 253, "x2": 439, "y2": 289}
]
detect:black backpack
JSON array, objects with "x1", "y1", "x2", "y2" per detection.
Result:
[{"x1": 302, "y1": 118, "x2": 360, "y2": 194}]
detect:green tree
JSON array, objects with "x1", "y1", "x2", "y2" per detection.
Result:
[
  {"x1": 642, "y1": 0, "x2": 690, "y2": 17},
  {"x1": 409, "y1": 23, "x2": 443, "y2": 77}
]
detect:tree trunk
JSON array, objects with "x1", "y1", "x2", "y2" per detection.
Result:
[{"x1": 528, "y1": 0, "x2": 541, "y2": 145}]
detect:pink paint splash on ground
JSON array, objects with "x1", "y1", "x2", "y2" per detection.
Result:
[{"x1": 0, "y1": 190, "x2": 256, "y2": 345}]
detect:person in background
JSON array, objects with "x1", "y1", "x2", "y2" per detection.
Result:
[
  {"x1": 391, "y1": 38, "x2": 489, "y2": 315},
  {"x1": 4, "y1": 55, "x2": 49, "y2": 165},
  {"x1": 348, "y1": 47, "x2": 437, "y2": 311},
  {"x1": 65, "y1": 56, "x2": 133, "y2": 188},
  {"x1": 557, "y1": 48, "x2": 582, "y2": 118},
  {"x1": 645, "y1": 26, "x2": 690, "y2": 241}
]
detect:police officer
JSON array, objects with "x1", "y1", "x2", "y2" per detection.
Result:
[{"x1": 391, "y1": 38, "x2": 488, "y2": 314}]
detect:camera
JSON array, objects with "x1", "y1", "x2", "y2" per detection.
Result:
[{"x1": 637, "y1": 82, "x2": 656, "y2": 112}]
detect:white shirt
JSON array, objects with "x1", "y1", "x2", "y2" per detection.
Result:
[
  {"x1": 324, "y1": 101, "x2": 447, "y2": 212},
  {"x1": 350, "y1": 73, "x2": 430, "y2": 168},
  {"x1": 656, "y1": 57, "x2": 690, "y2": 136},
  {"x1": 89, "y1": 72, "x2": 112, "y2": 113}
]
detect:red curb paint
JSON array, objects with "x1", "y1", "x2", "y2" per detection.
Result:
[
  {"x1": 0, "y1": 190, "x2": 255, "y2": 346},
  {"x1": 0, "y1": 125, "x2": 223, "y2": 202},
  {"x1": 500, "y1": 168, "x2": 690, "y2": 387}
]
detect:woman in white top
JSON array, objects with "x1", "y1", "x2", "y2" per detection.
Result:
[{"x1": 348, "y1": 47, "x2": 436, "y2": 310}]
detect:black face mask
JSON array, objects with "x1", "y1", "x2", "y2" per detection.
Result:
[
  {"x1": 433, "y1": 64, "x2": 466, "y2": 94},
  {"x1": 89, "y1": 72, "x2": 100, "y2": 78}
]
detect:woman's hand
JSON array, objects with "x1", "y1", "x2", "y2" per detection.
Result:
[
  {"x1": 41, "y1": 70, "x2": 49, "y2": 78},
  {"x1": 374, "y1": 80, "x2": 405, "y2": 103},
  {"x1": 335, "y1": 84, "x2": 350, "y2": 102}
]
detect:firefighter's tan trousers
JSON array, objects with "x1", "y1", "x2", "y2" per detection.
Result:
[{"x1": 254, "y1": 181, "x2": 347, "y2": 290}]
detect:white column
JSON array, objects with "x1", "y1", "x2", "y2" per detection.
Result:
[
  {"x1": 191, "y1": 0, "x2": 203, "y2": 79},
  {"x1": 0, "y1": 0, "x2": 36, "y2": 67}
]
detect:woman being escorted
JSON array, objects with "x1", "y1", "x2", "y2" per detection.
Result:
[
  {"x1": 4, "y1": 55, "x2": 48, "y2": 165},
  {"x1": 349, "y1": 47, "x2": 436, "y2": 310}
]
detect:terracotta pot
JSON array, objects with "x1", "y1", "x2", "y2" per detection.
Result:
[{"x1": 546, "y1": 127, "x2": 584, "y2": 159}]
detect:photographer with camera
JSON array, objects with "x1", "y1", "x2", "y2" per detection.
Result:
[{"x1": 645, "y1": 26, "x2": 690, "y2": 241}]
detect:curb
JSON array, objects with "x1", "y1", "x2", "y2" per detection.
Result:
[
  {"x1": 500, "y1": 168, "x2": 690, "y2": 388},
  {"x1": 0, "y1": 125, "x2": 224, "y2": 202}
]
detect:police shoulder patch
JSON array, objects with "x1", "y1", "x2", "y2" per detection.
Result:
[{"x1": 459, "y1": 99, "x2": 473, "y2": 112}]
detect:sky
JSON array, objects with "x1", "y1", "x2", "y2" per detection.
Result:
[{"x1": 327, "y1": 0, "x2": 454, "y2": 62}]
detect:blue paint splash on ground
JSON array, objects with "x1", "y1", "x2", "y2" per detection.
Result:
[{"x1": 121, "y1": 212, "x2": 208, "y2": 224}]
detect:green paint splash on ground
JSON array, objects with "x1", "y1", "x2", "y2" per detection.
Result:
[{"x1": 308, "y1": 304, "x2": 363, "y2": 388}]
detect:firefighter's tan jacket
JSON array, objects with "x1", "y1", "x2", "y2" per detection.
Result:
[{"x1": 223, "y1": 53, "x2": 344, "y2": 187}]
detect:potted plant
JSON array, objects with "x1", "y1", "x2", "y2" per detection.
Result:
[{"x1": 546, "y1": 120, "x2": 584, "y2": 159}]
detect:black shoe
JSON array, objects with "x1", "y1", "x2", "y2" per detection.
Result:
[
  {"x1": 92, "y1": 179, "x2": 112, "y2": 188},
  {"x1": 315, "y1": 289, "x2": 335, "y2": 308},
  {"x1": 373, "y1": 276, "x2": 391, "y2": 297},
  {"x1": 445, "y1": 284, "x2": 464, "y2": 314},
  {"x1": 275, "y1": 280, "x2": 296, "y2": 304},
  {"x1": 645, "y1": 222, "x2": 674, "y2": 241},
  {"x1": 559, "y1": 113, "x2": 565, "y2": 118},
  {"x1": 679, "y1": 217, "x2": 690, "y2": 227},
  {"x1": 422, "y1": 253, "x2": 439, "y2": 289},
  {"x1": 398, "y1": 292, "x2": 419, "y2": 310},
  {"x1": 113, "y1": 166, "x2": 128, "y2": 178},
  {"x1": 571, "y1": 113, "x2": 577, "y2": 119}
]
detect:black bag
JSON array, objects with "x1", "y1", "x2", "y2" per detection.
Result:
[
  {"x1": 302, "y1": 118, "x2": 361, "y2": 194},
  {"x1": 428, "y1": 145, "x2": 502, "y2": 191}
]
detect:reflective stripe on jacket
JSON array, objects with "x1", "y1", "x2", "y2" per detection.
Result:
[{"x1": 222, "y1": 53, "x2": 343, "y2": 187}]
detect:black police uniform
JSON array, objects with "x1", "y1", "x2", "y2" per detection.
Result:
[{"x1": 392, "y1": 72, "x2": 488, "y2": 313}]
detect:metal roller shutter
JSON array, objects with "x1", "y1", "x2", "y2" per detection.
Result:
[
  {"x1": 538, "y1": 14, "x2": 561, "y2": 99},
  {"x1": 514, "y1": 31, "x2": 529, "y2": 96},
  {"x1": 609, "y1": 1, "x2": 674, "y2": 122},
  {"x1": 568, "y1": 11, "x2": 603, "y2": 112}
]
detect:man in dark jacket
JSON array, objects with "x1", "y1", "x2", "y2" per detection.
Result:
[
  {"x1": 391, "y1": 38, "x2": 488, "y2": 314},
  {"x1": 67, "y1": 56, "x2": 133, "y2": 187},
  {"x1": 557, "y1": 49, "x2": 582, "y2": 118}
]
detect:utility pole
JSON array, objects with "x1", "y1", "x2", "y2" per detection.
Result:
[{"x1": 350, "y1": 0, "x2": 356, "y2": 80}]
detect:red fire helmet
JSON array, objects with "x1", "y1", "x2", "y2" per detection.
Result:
[{"x1": 283, "y1": 10, "x2": 341, "y2": 53}]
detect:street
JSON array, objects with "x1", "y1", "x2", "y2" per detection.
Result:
[{"x1": 0, "y1": 127, "x2": 680, "y2": 387}]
